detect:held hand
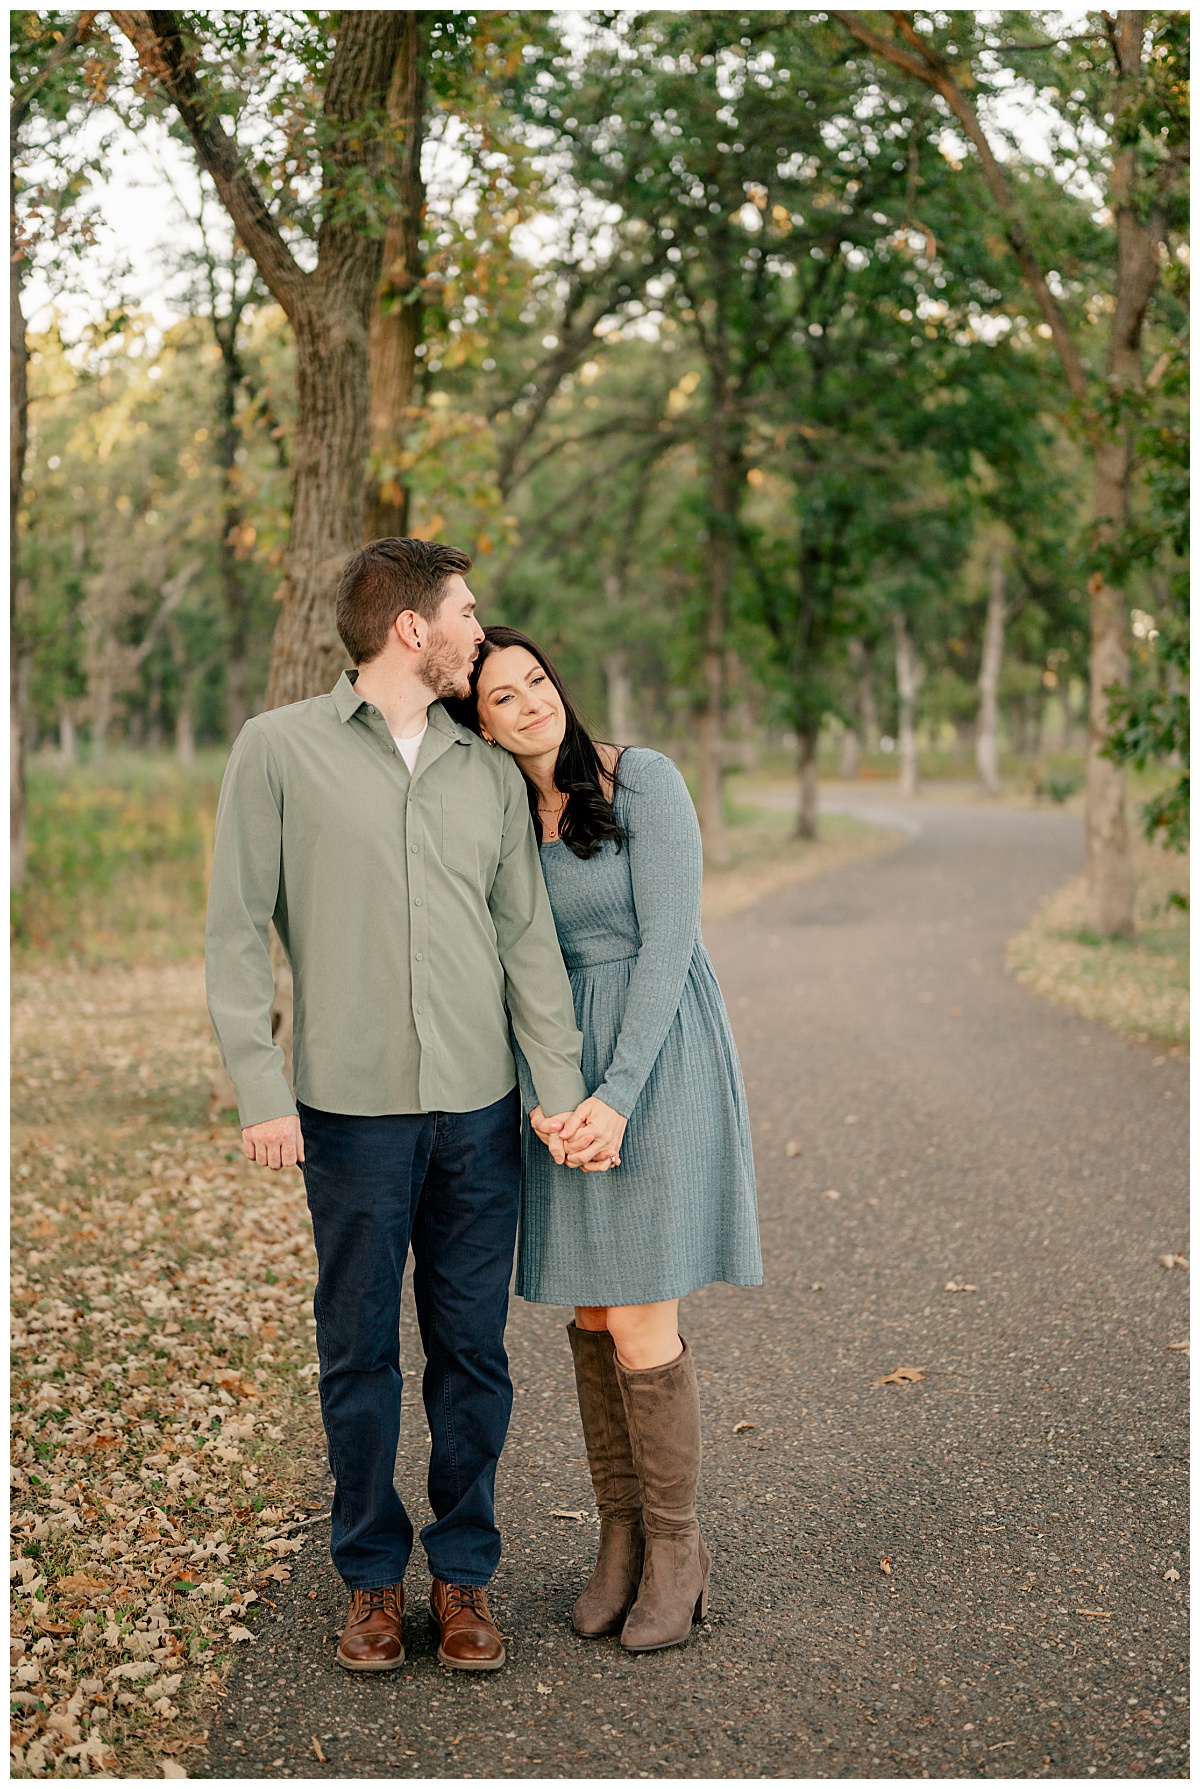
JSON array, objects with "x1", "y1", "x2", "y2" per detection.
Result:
[
  {"x1": 242, "y1": 1114, "x2": 305, "y2": 1171},
  {"x1": 530, "y1": 1106, "x2": 574, "y2": 1167},
  {"x1": 562, "y1": 1096, "x2": 626, "y2": 1170}
]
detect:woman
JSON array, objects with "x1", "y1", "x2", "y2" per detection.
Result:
[{"x1": 454, "y1": 627, "x2": 761, "y2": 1653}]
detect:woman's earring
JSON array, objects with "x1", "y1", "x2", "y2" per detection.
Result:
[{"x1": 483, "y1": 735, "x2": 497, "y2": 747}]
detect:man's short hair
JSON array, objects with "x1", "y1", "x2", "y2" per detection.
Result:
[{"x1": 336, "y1": 538, "x2": 472, "y2": 665}]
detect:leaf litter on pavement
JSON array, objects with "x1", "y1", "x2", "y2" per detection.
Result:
[{"x1": 11, "y1": 959, "x2": 320, "y2": 1779}]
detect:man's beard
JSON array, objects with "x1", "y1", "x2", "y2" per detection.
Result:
[{"x1": 418, "y1": 627, "x2": 474, "y2": 701}]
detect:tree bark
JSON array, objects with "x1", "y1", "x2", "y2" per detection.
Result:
[
  {"x1": 11, "y1": 192, "x2": 29, "y2": 891},
  {"x1": 796, "y1": 729, "x2": 819, "y2": 839},
  {"x1": 59, "y1": 707, "x2": 76, "y2": 766},
  {"x1": 894, "y1": 611, "x2": 924, "y2": 799},
  {"x1": 365, "y1": 12, "x2": 426, "y2": 543},
  {"x1": 214, "y1": 320, "x2": 252, "y2": 740},
  {"x1": 1086, "y1": 450, "x2": 1136, "y2": 937},
  {"x1": 838, "y1": 724, "x2": 859, "y2": 781},
  {"x1": 604, "y1": 648, "x2": 634, "y2": 747},
  {"x1": 697, "y1": 386, "x2": 739, "y2": 867},
  {"x1": 975, "y1": 540, "x2": 1006, "y2": 796},
  {"x1": 114, "y1": 10, "x2": 404, "y2": 709}
]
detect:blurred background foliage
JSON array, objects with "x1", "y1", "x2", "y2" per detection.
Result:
[{"x1": 11, "y1": 8, "x2": 1188, "y2": 949}]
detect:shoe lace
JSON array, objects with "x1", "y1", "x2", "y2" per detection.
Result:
[
  {"x1": 354, "y1": 1584, "x2": 399, "y2": 1620},
  {"x1": 441, "y1": 1583, "x2": 488, "y2": 1620}
]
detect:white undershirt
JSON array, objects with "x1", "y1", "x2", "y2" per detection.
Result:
[{"x1": 391, "y1": 721, "x2": 427, "y2": 773}]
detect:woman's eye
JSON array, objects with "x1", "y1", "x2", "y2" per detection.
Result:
[{"x1": 530, "y1": 674, "x2": 545, "y2": 687}]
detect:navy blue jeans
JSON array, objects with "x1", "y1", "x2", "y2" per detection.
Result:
[{"x1": 298, "y1": 1090, "x2": 521, "y2": 1590}]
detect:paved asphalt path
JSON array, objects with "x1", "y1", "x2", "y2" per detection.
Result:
[{"x1": 204, "y1": 793, "x2": 1188, "y2": 1780}]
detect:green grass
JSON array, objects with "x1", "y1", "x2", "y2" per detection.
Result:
[{"x1": 12, "y1": 749, "x2": 228, "y2": 962}]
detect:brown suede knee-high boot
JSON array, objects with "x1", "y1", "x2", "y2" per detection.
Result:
[
  {"x1": 615, "y1": 1338, "x2": 711, "y2": 1652},
  {"x1": 567, "y1": 1321, "x2": 645, "y2": 1636}
]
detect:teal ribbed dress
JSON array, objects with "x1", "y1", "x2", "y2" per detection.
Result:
[{"x1": 515, "y1": 748, "x2": 762, "y2": 1307}]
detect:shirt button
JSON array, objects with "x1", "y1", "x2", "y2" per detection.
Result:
[
  {"x1": 415, "y1": 952, "x2": 423, "y2": 962},
  {"x1": 410, "y1": 844, "x2": 419, "y2": 854},
  {"x1": 416, "y1": 1006, "x2": 424, "y2": 1015},
  {"x1": 389, "y1": 745, "x2": 396, "y2": 754},
  {"x1": 413, "y1": 897, "x2": 422, "y2": 906}
]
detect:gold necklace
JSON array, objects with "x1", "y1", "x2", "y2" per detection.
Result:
[{"x1": 539, "y1": 791, "x2": 567, "y2": 841}]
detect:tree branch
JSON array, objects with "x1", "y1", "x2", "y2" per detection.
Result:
[
  {"x1": 11, "y1": 12, "x2": 96, "y2": 140},
  {"x1": 832, "y1": 9, "x2": 1090, "y2": 405},
  {"x1": 109, "y1": 10, "x2": 308, "y2": 317}
]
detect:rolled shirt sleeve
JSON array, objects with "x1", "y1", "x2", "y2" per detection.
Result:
[
  {"x1": 204, "y1": 722, "x2": 297, "y2": 1128},
  {"x1": 490, "y1": 754, "x2": 589, "y2": 1117}
]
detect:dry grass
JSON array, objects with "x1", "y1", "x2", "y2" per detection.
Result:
[
  {"x1": 10, "y1": 958, "x2": 319, "y2": 1779},
  {"x1": 1007, "y1": 837, "x2": 1190, "y2": 1049}
]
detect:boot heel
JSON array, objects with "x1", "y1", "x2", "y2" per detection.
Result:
[{"x1": 693, "y1": 1586, "x2": 708, "y2": 1621}]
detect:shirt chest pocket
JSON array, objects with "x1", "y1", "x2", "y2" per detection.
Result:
[{"x1": 441, "y1": 792, "x2": 502, "y2": 883}]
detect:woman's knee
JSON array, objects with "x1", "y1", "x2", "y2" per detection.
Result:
[{"x1": 574, "y1": 1306, "x2": 609, "y2": 1333}]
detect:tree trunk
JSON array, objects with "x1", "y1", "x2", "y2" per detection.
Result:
[
  {"x1": 975, "y1": 540, "x2": 1005, "y2": 796},
  {"x1": 365, "y1": 12, "x2": 426, "y2": 543},
  {"x1": 175, "y1": 681, "x2": 196, "y2": 767},
  {"x1": 90, "y1": 654, "x2": 114, "y2": 765},
  {"x1": 215, "y1": 333, "x2": 252, "y2": 741},
  {"x1": 265, "y1": 297, "x2": 377, "y2": 706},
  {"x1": 859, "y1": 646, "x2": 879, "y2": 754},
  {"x1": 604, "y1": 647, "x2": 634, "y2": 747},
  {"x1": 796, "y1": 729, "x2": 819, "y2": 839},
  {"x1": 10, "y1": 172, "x2": 29, "y2": 893},
  {"x1": 1086, "y1": 451, "x2": 1135, "y2": 937},
  {"x1": 59, "y1": 707, "x2": 76, "y2": 766},
  {"x1": 697, "y1": 390, "x2": 739, "y2": 867},
  {"x1": 113, "y1": 11, "x2": 404, "y2": 711},
  {"x1": 838, "y1": 722, "x2": 859, "y2": 780},
  {"x1": 894, "y1": 611, "x2": 923, "y2": 799}
]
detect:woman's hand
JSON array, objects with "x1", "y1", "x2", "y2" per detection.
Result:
[
  {"x1": 530, "y1": 1105, "x2": 591, "y2": 1168},
  {"x1": 560, "y1": 1097, "x2": 626, "y2": 1171}
]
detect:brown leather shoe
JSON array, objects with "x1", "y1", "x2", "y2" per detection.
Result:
[
  {"x1": 429, "y1": 1579, "x2": 506, "y2": 1671},
  {"x1": 336, "y1": 1582, "x2": 405, "y2": 1672}
]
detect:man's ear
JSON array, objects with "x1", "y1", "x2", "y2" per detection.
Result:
[{"x1": 393, "y1": 609, "x2": 423, "y2": 654}]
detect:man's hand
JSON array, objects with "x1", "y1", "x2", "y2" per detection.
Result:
[
  {"x1": 242, "y1": 1114, "x2": 305, "y2": 1171},
  {"x1": 530, "y1": 1106, "x2": 581, "y2": 1167}
]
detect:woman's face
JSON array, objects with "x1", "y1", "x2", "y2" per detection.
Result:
[{"x1": 475, "y1": 645, "x2": 567, "y2": 760}]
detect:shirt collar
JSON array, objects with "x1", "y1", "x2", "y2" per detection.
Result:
[
  {"x1": 329, "y1": 670, "x2": 474, "y2": 745},
  {"x1": 331, "y1": 668, "x2": 365, "y2": 723}
]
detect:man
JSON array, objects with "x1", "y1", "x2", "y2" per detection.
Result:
[{"x1": 205, "y1": 538, "x2": 588, "y2": 1673}]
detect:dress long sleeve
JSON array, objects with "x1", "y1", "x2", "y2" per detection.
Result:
[{"x1": 591, "y1": 752, "x2": 702, "y2": 1119}]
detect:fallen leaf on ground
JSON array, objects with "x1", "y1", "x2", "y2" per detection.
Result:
[
  {"x1": 1165, "y1": 1340, "x2": 1190, "y2": 1354},
  {"x1": 536, "y1": 1681, "x2": 552, "y2": 1695},
  {"x1": 312, "y1": 1736, "x2": 327, "y2": 1763},
  {"x1": 226, "y1": 1625, "x2": 255, "y2": 1643},
  {"x1": 944, "y1": 1281, "x2": 978, "y2": 1293},
  {"x1": 549, "y1": 1510, "x2": 587, "y2": 1522},
  {"x1": 879, "y1": 1557, "x2": 892, "y2": 1576},
  {"x1": 876, "y1": 1366, "x2": 925, "y2": 1386},
  {"x1": 160, "y1": 1763, "x2": 187, "y2": 1779},
  {"x1": 1164, "y1": 1568, "x2": 1180, "y2": 1582},
  {"x1": 1075, "y1": 1608, "x2": 1112, "y2": 1620},
  {"x1": 733, "y1": 1421, "x2": 756, "y2": 1434},
  {"x1": 1158, "y1": 1253, "x2": 1189, "y2": 1269}
]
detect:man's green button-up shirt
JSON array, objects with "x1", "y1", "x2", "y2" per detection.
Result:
[{"x1": 205, "y1": 671, "x2": 588, "y2": 1128}]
